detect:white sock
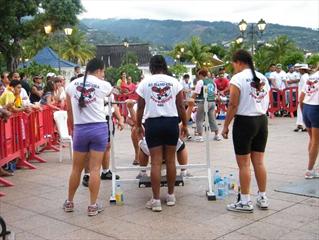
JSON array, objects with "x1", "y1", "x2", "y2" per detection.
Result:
[
  {"x1": 181, "y1": 169, "x2": 187, "y2": 174},
  {"x1": 167, "y1": 193, "x2": 175, "y2": 197},
  {"x1": 240, "y1": 194, "x2": 251, "y2": 204},
  {"x1": 259, "y1": 192, "x2": 266, "y2": 197},
  {"x1": 102, "y1": 169, "x2": 110, "y2": 174}
]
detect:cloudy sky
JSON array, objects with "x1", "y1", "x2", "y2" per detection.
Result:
[{"x1": 79, "y1": 0, "x2": 319, "y2": 29}]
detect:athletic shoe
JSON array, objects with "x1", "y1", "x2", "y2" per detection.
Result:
[
  {"x1": 193, "y1": 136, "x2": 204, "y2": 142},
  {"x1": 302, "y1": 128, "x2": 307, "y2": 132},
  {"x1": 180, "y1": 170, "x2": 193, "y2": 178},
  {"x1": 145, "y1": 198, "x2": 162, "y2": 212},
  {"x1": 186, "y1": 135, "x2": 192, "y2": 141},
  {"x1": 227, "y1": 200, "x2": 254, "y2": 213},
  {"x1": 293, "y1": 128, "x2": 301, "y2": 132},
  {"x1": 82, "y1": 175, "x2": 89, "y2": 187},
  {"x1": 63, "y1": 200, "x2": 74, "y2": 212},
  {"x1": 305, "y1": 169, "x2": 319, "y2": 179},
  {"x1": 88, "y1": 203, "x2": 104, "y2": 217},
  {"x1": 214, "y1": 135, "x2": 222, "y2": 141},
  {"x1": 256, "y1": 196, "x2": 269, "y2": 209},
  {"x1": 101, "y1": 170, "x2": 120, "y2": 180},
  {"x1": 136, "y1": 170, "x2": 148, "y2": 179},
  {"x1": 139, "y1": 139, "x2": 150, "y2": 155},
  {"x1": 166, "y1": 194, "x2": 176, "y2": 206}
]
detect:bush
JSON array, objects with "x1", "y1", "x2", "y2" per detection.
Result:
[
  {"x1": 18, "y1": 62, "x2": 58, "y2": 82},
  {"x1": 105, "y1": 64, "x2": 142, "y2": 86}
]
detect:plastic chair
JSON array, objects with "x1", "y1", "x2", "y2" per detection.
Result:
[{"x1": 53, "y1": 111, "x2": 73, "y2": 162}]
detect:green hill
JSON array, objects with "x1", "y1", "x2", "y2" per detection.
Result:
[{"x1": 80, "y1": 18, "x2": 319, "y2": 52}]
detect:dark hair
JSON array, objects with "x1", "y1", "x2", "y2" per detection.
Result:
[
  {"x1": 232, "y1": 49, "x2": 261, "y2": 90},
  {"x1": 43, "y1": 80, "x2": 55, "y2": 94},
  {"x1": 183, "y1": 74, "x2": 190, "y2": 79},
  {"x1": 74, "y1": 66, "x2": 80, "y2": 70},
  {"x1": 9, "y1": 80, "x2": 21, "y2": 88},
  {"x1": 149, "y1": 55, "x2": 168, "y2": 75},
  {"x1": 79, "y1": 58, "x2": 105, "y2": 109},
  {"x1": 77, "y1": 73, "x2": 84, "y2": 78},
  {"x1": 198, "y1": 68, "x2": 208, "y2": 77}
]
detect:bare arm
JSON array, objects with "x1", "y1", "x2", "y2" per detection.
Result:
[
  {"x1": 136, "y1": 96, "x2": 145, "y2": 138},
  {"x1": 66, "y1": 94, "x2": 73, "y2": 132},
  {"x1": 299, "y1": 92, "x2": 305, "y2": 111},
  {"x1": 176, "y1": 91, "x2": 188, "y2": 137},
  {"x1": 31, "y1": 86, "x2": 43, "y2": 97},
  {"x1": 222, "y1": 85, "x2": 240, "y2": 139},
  {"x1": 112, "y1": 104, "x2": 124, "y2": 130}
]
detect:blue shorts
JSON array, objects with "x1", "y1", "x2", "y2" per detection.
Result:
[
  {"x1": 303, "y1": 104, "x2": 319, "y2": 129},
  {"x1": 73, "y1": 122, "x2": 108, "y2": 152}
]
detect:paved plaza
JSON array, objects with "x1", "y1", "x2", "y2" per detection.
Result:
[{"x1": 0, "y1": 117, "x2": 318, "y2": 240}]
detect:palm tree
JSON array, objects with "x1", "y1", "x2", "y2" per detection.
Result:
[
  {"x1": 59, "y1": 28, "x2": 95, "y2": 65},
  {"x1": 184, "y1": 36, "x2": 211, "y2": 68},
  {"x1": 265, "y1": 35, "x2": 296, "y2": 64}
]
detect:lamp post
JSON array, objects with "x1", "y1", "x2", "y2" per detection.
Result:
[
  {"x1": 123, "y1": 41, "x2": 129, "y2": 65},
  {"x1": 238, "y1": 19, "x2": 266, "y2": 55},
  {"x1": 44, "y1": 24, "x2": 73, "y2": 74}
]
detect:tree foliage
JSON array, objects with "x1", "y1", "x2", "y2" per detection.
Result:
[
  {"x1": 18, "y1": 61, "x2": 58, "y2": 80},
  {"x1": 105, "y1": 64, "x2": 142, "y2": 86},
  {"x1": 0, "y1": 0, "x2": 84, "y2": 71},
  {"x1": 169, "y1": 64, "x2": 188, "y2": 79}
]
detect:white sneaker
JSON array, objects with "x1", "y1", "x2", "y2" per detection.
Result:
[
  {"x1": 194, "y1": 136, "x2": 204, "y2": 142},
  {"x1": 227, "y1": 200, "x2": 254, "y2": 213},
  {"x1": 166, "y1": 194, "x2": 176, "y2": 206},
  {"x1": 180, "y1": 170, "x2": 193, "y2": 178},
  {"x1": 256, "y1": 196, "x2": 269, "y2": 209},
  {"x1": 145, "y1": 198, "x2": 162, "y2": 212},
  {"x1": 136, "y1": 170, "x2": 148, "y2": 179},
  {"x1": 305, "y1": 169, "x2": 319, "y2": 179},
  {"x1": 139, "y1": 139, "x2": 150, "y2": 155},
  {"x1": 214, "y1": 135, "x2": 222, "y2": 141}
]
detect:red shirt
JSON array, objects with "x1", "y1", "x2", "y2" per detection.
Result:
[
  {"x1": 127, "y1": 83, "x2": 138, "y2": 100},
  {"x1": 215, "y1": 77, "x2": 230, "y2": 91}
]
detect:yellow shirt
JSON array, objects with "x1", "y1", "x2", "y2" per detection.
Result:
[{"x1": 0, "y1": 90, "x2": 15, "y2": 107}]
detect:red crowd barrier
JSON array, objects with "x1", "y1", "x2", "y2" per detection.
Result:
[
  {"x1": 115, "y1": 94, "x2": 129, "y2": 119},
  {"x1": 268, "y1": 87, "x2": 298, "y2": 118},
  {"x1": 0, "y1": 106, "x2": 59, "y2": 196}
]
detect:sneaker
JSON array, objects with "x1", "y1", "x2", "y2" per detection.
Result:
[
  {"x1": 88, "y1": 203, "x2": 104, "y2": 217},
  {"x1": 305, "y1": 169, "x2": 319, "y2": 179},
  {"x1": 186, "y1": 135, "x2": 192, "y2": 141},
  {"x1": 136, "y1": 170, "x2": 148, "y2": 179},
  {"x1": 82, "y1": 174, "x2": 89, "y2": 187},
  {"x1": 227, "y1": 200, "x2": 254, "y2": 213},
  {"x1": 214, "y1": 135, "x2": 222, "y2": 141},
  {"x1": 145, "y1": 198, "x2": 162, "y2": 212},
  {"x1": 193, "y1": 136, "x2": 204, "y2": 142},
  {"x1": 256, "y1": 196, "x2": 269, "y2": 209},
  {"x1": 180, "y1": 170, "x2": 193, "y2": 178},
  {"x1": 166, "y1": 194, "x2": 176, "y2": 206},
  {"x1": 101, "y1": 170, "x2": 120, "y2": 180},
  {"x1": 63, "y1": 200, "x2": 74, "y2": 212}
]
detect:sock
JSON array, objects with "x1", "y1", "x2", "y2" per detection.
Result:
[
  {"x1": 84, "y1": 173, "x2": 90, "y2": 176},
  {"x1": 240, "y1": 194, "x2": 251, "y2": 204},
  {"x1": 259, "y1": 192, "x2": 266, "y2": 197},
  {"x1": 167, "y1": 193, "x2": 175, "y2": 197},
  {"x1": 102, "y1": 169, "x2": 110, "y2": 174}
]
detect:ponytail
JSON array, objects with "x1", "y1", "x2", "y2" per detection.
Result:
[
  {"x1": 78, "y1": 70, "x2": 88, "y2": 109},
  {"x1": 233, "y1": 49, "x2": 261, "y2": 90}
]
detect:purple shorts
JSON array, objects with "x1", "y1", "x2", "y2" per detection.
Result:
[{"x1": 73, "y1": 122, "x2": 108, "y2": 152}]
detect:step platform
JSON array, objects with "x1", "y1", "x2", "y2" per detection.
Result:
[{"x1": 139, "y1": 175, "x2": 184, "y2": 188}]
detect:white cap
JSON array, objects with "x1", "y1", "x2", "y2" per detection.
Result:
[
  {"x1": 299, "y1": 64, "x2": 310, "y2": 70},
  {"x1": 46, "y1": 72, "x2": 56, "y2": 78}
]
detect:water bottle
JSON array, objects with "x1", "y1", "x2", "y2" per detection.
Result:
[
  {"x1": 115, "y1": 184, "x2": 124, "y2": 205},
  {"x1": 223, "y1": 177, "x2": 229, "y2": 196},
  {"x1": 213, "y1": 170, "x2": 221, "y2": 184},
  {"x1": 217, "y1": 180, "x2": 225, "y2": 199},
  {"x1": 229, "y1": 173, "x2": 237, "y2": 193}
]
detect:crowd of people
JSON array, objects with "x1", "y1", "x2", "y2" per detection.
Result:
[{"x1": 1, "y1": 52, "x2": 318, "y2": 216}]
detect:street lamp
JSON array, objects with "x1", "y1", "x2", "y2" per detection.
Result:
[
  {"x1": 123, "y1": 41, "x2": 129, "y2": 65},
  {"x1": 44, "y1": 24, "x2": 73, "y2": 74},
  {"x1": 238, "y1": 18, "x2": 267, "y2": 55}
]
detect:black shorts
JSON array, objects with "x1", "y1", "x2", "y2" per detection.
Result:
[
  {"x1": 106, "y1": 115, "x2": 115, "y2": 143},
  {"x1": 145, "y1": 117, "x2": 179, "y2": 149},
  {"x1": 232, "y1": 115, "x2": 268, "y2": 155}
]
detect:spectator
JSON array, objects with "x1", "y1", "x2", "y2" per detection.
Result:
[
  {"x1": 264, "y1": 63, "x2": 276, "y2": 85},
  {"x1": 285, "y1": 65, "x2": 300, "y2": 88},
  {"x1": 215, "y1": 69, "x2": 230, "y2": 96},
  {"x1": 222, "y1": 50, "x2": 270, "y2": 213},
  {"x1": 135, "y1": 55, "x2": 188, "y2": 212},
  {"x1": 219, "y1": 66, "x2": 229, "y2": 79},
  {"x1": 54, "y1": 76, "x2": 66, "y2": 108},
  {"x1": 116, "y1": 71, "x2": 129, "y2": 94},
  {"x1": 29, "y1": 75, "x2": 44, "y2": 103},
  {"x1": 192, "y1": 68, "x2": 221, "y2": 142},
  {"x1": 126, "y1": 75, "x2": 138, "y2": 100},
  {"x1": 39, "y1": 81, "x2": 59, "y2": 110},
  {"x1": 299, "y1": 65, "x2": 319, "y2": 179},
  {"x1": 10, "y1": 72, "x2": 30, "y2": 105},
  {"x1": 20, "y1": 73, "x2": 31, "y2": 96},
  {"x1": 181, "y1": 74, "x2": 192, "y2": 99},
  {"x1": 70, "y1": 66, "x2": 81, "y2": 82},
  {"x1": 46, "y1": 72, "x2": 56, "y2": 82},
  {"x1": 0, "y1": 72, "x2": 10, "y2": 96},
  {"x1": 269, "y1": 64, "x2": 287, "y2": 90}
]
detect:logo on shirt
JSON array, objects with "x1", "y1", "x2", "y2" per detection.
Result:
[
  {"x1": 305, "y1": 80, "x2": 319, "y2": 95},
  {"x1": 150, "y1": 82, "x2": 173, "y2": 106},
  {"x1": 249, "y1": 81, "x2": 267, "y2": 103},
  {"x1": 75, "y1": 86, "x2": 96, "y2": 104}
]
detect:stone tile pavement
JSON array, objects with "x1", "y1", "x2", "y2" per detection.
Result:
[{"x1": 0, "y1": 118, "x2": 318, "y2": 240}]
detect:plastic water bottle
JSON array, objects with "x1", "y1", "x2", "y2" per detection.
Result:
[
  {"x1": 217, "y1": 180, "x2": 225, "y2": 199},
  {"x1": 223, "y1": 176, "x2": 229, "y2": 196},
  {"x1": 229, "y1": 174, "x2": 237, "y2": 193},
  {"x1": 213, "y1": 170, "x2": 221, "y2": 184},
  {"x1": 115, "y1": 184, "x2": 124, "y2": 205}
]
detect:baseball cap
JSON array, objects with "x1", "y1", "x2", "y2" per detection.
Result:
[
  {"x1": 46, "y1": 72, "x2": 56, "y2": 78},
  {"x1": 276, "y1": 64, "x2": 282, "y2": 68}
]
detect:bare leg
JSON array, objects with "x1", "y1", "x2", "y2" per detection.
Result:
[
  {"x1": 235, "y1": 154, "x2": 251, "y2": 194},
  {"x1": 149, "y1": 146, "x2": 163, "y2": 199},
  {"x1": 131, "y1": 128, "x2": 139, "y2": 163},
  {"x1": 308, "y1": 128, "x2": 319, "y2": 170},
  {"x1": 88, "y1": 150, "x2": 104, "y2": 205},
  {"x1": 68, "y1": 151, "x2": 88, "y2": 201},
  {"x1": 164, "y1": 145, "x2": 177, "y2": 195},
  {"x1": 102, "y1": 145, "x2": 111, "y2": 170},
  {"x1": 177, "y1": 148, "x2": 188, "y2": 166},
  {"x1": 251, "y1": 151, "x2": 267, "y2": 192}
]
